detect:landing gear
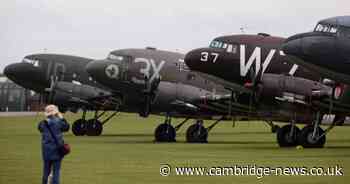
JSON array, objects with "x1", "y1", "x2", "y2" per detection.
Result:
[
  {"x1": 154, "y1": 123, "x2": 176, "y2": 142},
  {"x1": 271, "y1": 125, "x2": 280, "y2": 133},
  {"x1": 298, "y1": 125, "x2": 326, "y2": 148},
  {"x1": 154, "y1": 115, "x2": 176, "y2": 142},
  {"x1": 265, "y1": 121, "x2": 280, "y2": 133},
  {"x1": 72, "y1": 110, "x2": 87, "y2": 136},
  {"x1": 298, "y1": 111, "x2": 327, "y2": 148},
  {"x1": 72, "y1": 119, "x2": 87, "y2": 136},
  {"x1": 277, "y1": 111, "x2": 334, "y2": 148},
  {"x1": 86, "y1": 119, "x2": 103, "y2": 136},
  {"x1": 72, "y1": 109, "x2": 119, "y2": 136},
  {"x1": 277, "y1": 124, "x2": 300, "y2": 147},
  {"x1": 185, "y1": 117, "x2": 224, "y2": 143},
  {"x1": 186, "y1": 120, "x2": 208, "y2": 143}
]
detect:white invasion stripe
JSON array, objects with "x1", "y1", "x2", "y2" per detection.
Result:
[{"x1": 289, "y1": 64, "x2": 299, "y2": 76}]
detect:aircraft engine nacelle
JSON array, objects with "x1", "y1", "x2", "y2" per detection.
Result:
[
  {"x1": 258, "y1": 74, "x2": 332, "y2": 103},
  {"x1": 50, "y1": 81, "x2": 112, "y2": 111},
  {"x1": 138, "y1": 81, "x2": 208, "y2": 117}
]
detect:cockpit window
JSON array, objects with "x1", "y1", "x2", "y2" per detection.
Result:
[
  {"x1": 210, "y1": 40, "x2": 224, "y2": 48},
  {"x1": 22, "y1": 58, "x2": 40, "y2": 67},
  {"x1": 209, "y1": 40, "x2": 238, "y2": 54},
  {"x1": 107, "y1": 53, "x2": 124, "y2": 61},
  {"x1": 314, "y1": 23, "x2": 338, "y2": 33}
]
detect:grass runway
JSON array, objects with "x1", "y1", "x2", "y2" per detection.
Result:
[{"x1": 0, "y1": 112, "x2": 349, "y2": 183}]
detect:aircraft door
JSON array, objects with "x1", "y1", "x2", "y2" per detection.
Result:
[
  {"x1": 120, "y1": 55, "x2": 131, "y2": 81},
  {"x1": 53, "y1": 63, "x2": 66, "y2": 81}
]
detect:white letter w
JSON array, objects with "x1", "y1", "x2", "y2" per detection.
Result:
[{"x1": 240, "y1": 44, "x2": 275, "y2": 77}]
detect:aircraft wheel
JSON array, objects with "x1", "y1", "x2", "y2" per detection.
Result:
[
  {"x1": 277, "y1": 125, "x2": 300, "y2": 147},
  {"x1": 186, "y1": 124, "x2": 208, "y2": 143},
  {"x1": 298, "y1": 125, "x2": 326, "y2": 148},
  {"x1": 154, "y1": 123, "x2": 176, "y2": 142},
  {"x1": 72, "y1": 119, "x2": 87, "y2": 136},
  {"x1": 271, "y1": 125, "x2": 280, "y2": 133},
  {"x1": 86, "y1": 119, "x2": 103, "y2": 136}
]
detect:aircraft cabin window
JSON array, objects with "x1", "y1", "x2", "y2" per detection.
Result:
[
  {"x1": 226, "y1": 44, "x2": 238, "y2": 54},
  {"x1": 33, "y1": 60, "x2": 39, "y2": 67},
  {"x1": 107, "y1": 54, "x2": 124, "y2": 61}
]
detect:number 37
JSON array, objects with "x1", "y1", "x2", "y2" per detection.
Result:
[{"x1": 200, "y1": 52, "x2": 219, "y2": 63}]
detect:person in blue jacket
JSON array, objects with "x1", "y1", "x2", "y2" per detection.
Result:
[{"x1": 38, "y1": 105, "x2": 70, "y2": 184}]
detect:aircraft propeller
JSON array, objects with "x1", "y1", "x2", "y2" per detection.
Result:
[
  {"x1": 245, "y1": 65, "x2": 263, "y2": 112},
  {"x1": 45, "y1": 75, "x2": 58, "y2": 104},
  {"x1": 140, "y1": 75, "x2": 161, "y2": 117}
]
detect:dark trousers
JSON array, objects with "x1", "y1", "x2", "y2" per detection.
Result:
[{"x1": 42, "y1": 159, "x2": 62, "y2": 184}]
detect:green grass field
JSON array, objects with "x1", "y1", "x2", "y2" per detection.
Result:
[{"x1": 0, "y1": 112, "x2": 349, "y2": 183}]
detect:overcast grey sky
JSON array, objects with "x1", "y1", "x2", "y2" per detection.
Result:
[{"x1": 1, "y1": 0, "x2": 349, "y2": 72}]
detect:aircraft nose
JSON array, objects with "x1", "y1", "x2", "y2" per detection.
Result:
[
  {"x1": 86, "y1": 60, "x2": 103, "y2": 78},
  {"x1": 4, "y1": 62, "x2": 38, "y2": 79},
  {"x1": 184, "y1": 48, "x2": 208, "y2": 71},
  {"x1": 4, "y1": 62, "x2": 47, "y2": 90},
  {"x1": 282, "y1": 37, "x2": 303, "y2": 56},
  {"x1": 4, "y1": 63, "x2": 16, "y2": 77},
  {"x1": 283, "y1": 32, "x2": 336, "y2": 58}
]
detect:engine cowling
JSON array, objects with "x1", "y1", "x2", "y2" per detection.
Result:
[
  {"x1": 258, "y1": 74, "x2": 332, "y2": 103},
  {"x1": 138, "y1": 81, "x2": 210, "y2": 117},
  {"x1": 49, "y1": 81, "x2": 112, "y2": 111}
]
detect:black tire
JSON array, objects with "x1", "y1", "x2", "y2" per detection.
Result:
[
  {"x1": 298, "y1": 126, "x2": 326, "y2": 148},
  {"x1": 186, "y1": 124, "x2": 208, "y2": 143},
  {"x1": 277, "y1": 125, "x2": 300, "y2": 147},
  {"x1": 154, "y1": 123, "x2": 176, "y2": 142},
  {"x1": 271, "y1": 125, "x2": 280, "y2": 133},
  {"x1": 72, "y1": 119, "x2": 87, "y2": 136},
  {"x1": 86, "y1": 119, "x2": 103, "y2": 136}
]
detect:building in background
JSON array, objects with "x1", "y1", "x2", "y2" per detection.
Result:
[{"x1": 0, "y1": 74, "x2": 41, "y2": 111}]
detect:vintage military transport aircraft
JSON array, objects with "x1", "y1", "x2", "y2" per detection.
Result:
[{"x1": 184, "y1": 33, "x2": 350, "y2": 148}]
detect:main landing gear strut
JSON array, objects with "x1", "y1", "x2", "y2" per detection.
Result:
[
  {"x1": 154, "y1": 115, "x2": 224, "y2": 143},
  {"x1": 154, "y1": 114, "x2": 193, "y2": 142},
  {"x1": 185, "y1": 118, "x2": 223, "y2": 143},
  {"x1": 72, "y1": 110, "x2": 119, "y2": 136},
  {"x1": 277, "y1": 111, "x2": 335, "y2": 148},
  {"x1": 265, "y1": 120, "x2": 280, "y2": 133}
]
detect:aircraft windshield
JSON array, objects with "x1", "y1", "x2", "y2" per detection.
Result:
[
  {"x1": 314, "y1": 23, "x2": 338, "y2": 33},
  {"x1": 209, "y1": 40, "x2": 237, "y2": 53},
  {"x1": 22, "y1": 58, "x2": 40, "y2": 67},
  {"x1": 107, "y1": 53, "x2": 124, "y2": 61},
  {"x1": 210, "y1": 40, "x2": 224, "y2": 48}
]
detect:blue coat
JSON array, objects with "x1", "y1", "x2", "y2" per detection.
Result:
[{"x1": 38, "y1": 117, "x2": 70, "y2": 161}]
